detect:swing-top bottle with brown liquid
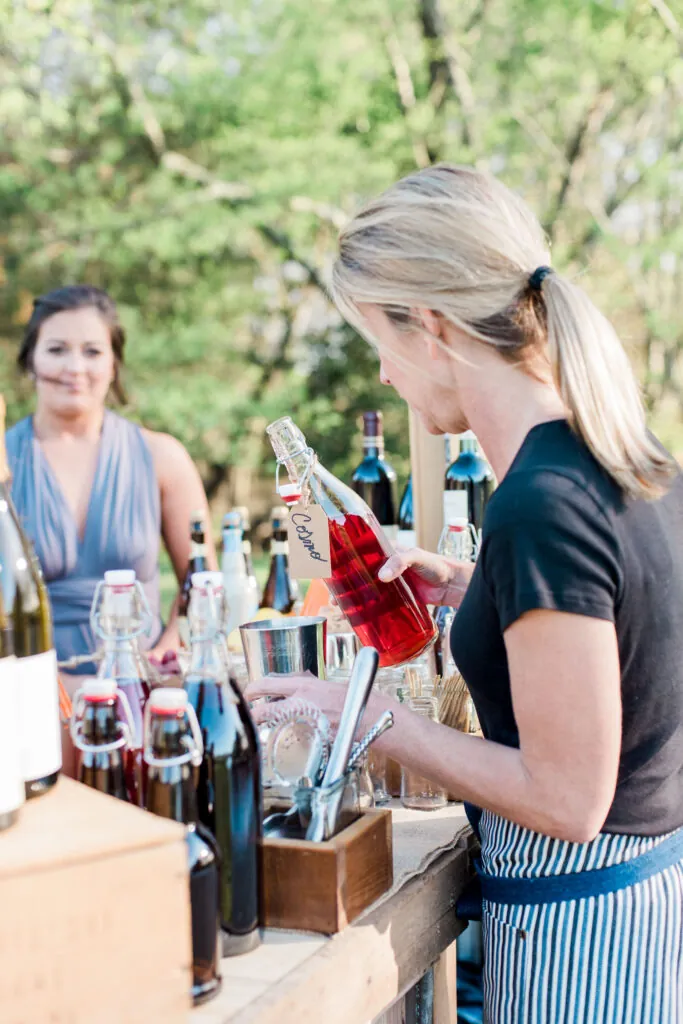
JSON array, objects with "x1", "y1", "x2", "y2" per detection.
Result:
[
  {"x1": 184, "y1": 571, "x2": 262, "y2": 956},
  {"x1": 71, "y1": 678, "x2": 135, "y2": 802},
  {"x1": 144, "y1": 687, "x2": 222, "y2": 1005}
]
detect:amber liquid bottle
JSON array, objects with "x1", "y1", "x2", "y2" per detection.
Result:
[
  {"x1": 259, "y1": 507, "x2": 299, "y2": 615},
  {"x1": 0, "y1": 396, "x2": 61, "y2": 799},
  {"x1": 72, "y1": 678, "x2": 129, "y2": 801},
  {"x1": 178, "y1": 513, "x2": 208, "y2": 649},
  {"x1": 144, "y1": 687, "x2": 222, "y2": 1005}
]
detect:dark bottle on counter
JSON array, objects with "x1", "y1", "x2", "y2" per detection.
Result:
[
  {"x1": 178, "y1": 512, "x2": 209, "y2": 650},
  {"x1": 72, "y1": 678, "x2": 130, "y2": 802},
  {"x1": 259, "y1": 507, "x2": 299, "y2": 615},
  {"x1": 0, "y1": 396, "x2": 61, "y2": 799},
  {"x1": 351, "y1": 411, "x2": 398, "y2": 543},
  {"x1": 185, "y1": 571, "x2": 262, "y2": 956},
  {"x1": 443, "y1": 431, "x2": 494, "y2": 539},
  {"x1": 144, "y1": 687, "x2": 222, "y2": 1005},
  {"x1": 396, "y1": 475, "x2": 416, "y2": 549}
]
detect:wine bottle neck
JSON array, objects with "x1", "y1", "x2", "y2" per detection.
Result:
[
  {"x1": 188, "y1": 636, "x2": 228, "y2": 677},
  {"x1": 222, "y1": 529, "x2": 243, "y2": 555},
  {"x1": 189, "y1": 540, "x2": 207, "y2": 560},
  {"x1": 362, "y1": 438, "x2": 384, "y2": 458}
]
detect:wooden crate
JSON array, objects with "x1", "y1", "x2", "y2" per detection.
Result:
[{"x1": 261, "y1": 809, "x2": 393, "y2": 934}]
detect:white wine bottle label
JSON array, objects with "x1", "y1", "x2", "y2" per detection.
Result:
[
  {"x1": 0, "y1": 656, "x2": 25, "y2": 815},
  {"x1": 396, "y1": 529, "x2": 417, "y2": 549},
  {"x1": 17, "y1": 649, "x2": 62, "y2": 781},
  {"x1": 443, "y1": 490, "x2": 468, "y2": 526},
  {"x1": 287, "y1": 504, "x2": 331, "y2": 579}
]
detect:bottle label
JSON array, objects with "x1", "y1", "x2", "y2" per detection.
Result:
[
  {"x1": 190, "y1": 541, "x2": 207, "y2": 559},
  {"x1": 0, "y1": 656, "x2": 25, "y2": 813},
  {"x1": 443, "y1": 490, "x2": 469, "y2": 526},
  {"x1": 271, "y1": 540, "x2": 289, "y2": 556},
  {"x1": 396, "y1": 529, "x2": 417, "y2": 549},
  {"x1": 17, "y1": 649, "x2": 62, "y2": 781},
  {"x1": 286, "y1": 503, "x2": 332, "y2": 579}
]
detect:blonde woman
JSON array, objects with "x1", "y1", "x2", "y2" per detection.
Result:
[{"x1": 248, "y1": 166, "x2": 683, "y2": 1022}]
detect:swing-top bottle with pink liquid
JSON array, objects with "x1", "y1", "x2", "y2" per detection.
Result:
[{"x1": 266, "y1": 416, "x2": 436, "y2": 668}]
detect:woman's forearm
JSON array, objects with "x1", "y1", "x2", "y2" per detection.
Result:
[
  {"x1": 377, "y1": 699, "x2": 600, "y2": 842},
  {"x1": 153, "y1": 595, "x2": 181, "y2": 654},
  {"x1": 442, "y1": 557, "x2": 476, "y2": 606}
]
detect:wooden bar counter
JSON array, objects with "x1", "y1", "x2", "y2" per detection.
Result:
[{"x1": 194, "y1": 803, "x2": 475, "y2": 1024}]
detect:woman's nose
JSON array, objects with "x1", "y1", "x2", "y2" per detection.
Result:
[{"x1": 63, "y1": 350, "x2": 87, "y2": 374}]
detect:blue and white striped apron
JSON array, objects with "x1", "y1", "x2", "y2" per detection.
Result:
[{"x1": 477, "y1": 809, "x2": 683, "y2": 1023}]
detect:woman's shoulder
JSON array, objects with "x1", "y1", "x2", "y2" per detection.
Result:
[
  {"x1": 486, "y1": 463, "x2": 618, "y2": 538},
  {"x1": 139, "y1": 427, "x2": 196, "y2": 489},
  {"x1": 5, "y1": 416, "x2": 33, "y2": 460}
]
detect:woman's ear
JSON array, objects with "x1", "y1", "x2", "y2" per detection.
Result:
[{"x1": 417, "y1": 308, "x2": 446, "y2": 362}]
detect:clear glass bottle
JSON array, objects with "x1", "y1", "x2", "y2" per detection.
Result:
[
  {"x1": 144, "y1": 688, "x2": 222, "y2": 1006},
  {"x1": 267, "y1": 416, "x2": 436, "y2": 668},
  {"x1": 400, "y1": 696, "x2": 447, "y2": 811},
  {"x1": 91, "y1": 569, "x2": 152, "y2": 805},
  {"x1": 221, "y1": 511, "x2": 260, "y2": 632},
  {"x1": 434, "y1": 517, "x2": 477, "y2": 677},
  {"x1": 184, "y1": 570, "x2": 262, "y2": 957}
]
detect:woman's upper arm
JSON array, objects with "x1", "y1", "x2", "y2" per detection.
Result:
[
  {"x1": 505, "y1": 609, "x2": 622, "y2": 841},
  {"x1": 145, "y1": 430, "x2": 217, "y2": 581}
]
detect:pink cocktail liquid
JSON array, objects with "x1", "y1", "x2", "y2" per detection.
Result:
[{"x1": 326, "y1": 513, "x2": 436, "y2": 667}]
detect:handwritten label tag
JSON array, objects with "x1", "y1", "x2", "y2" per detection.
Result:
[{"x1": 287, "y1": 503, "x2": 331, "y2": 579}]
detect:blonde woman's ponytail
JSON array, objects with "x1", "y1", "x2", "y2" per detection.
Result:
[{"x1": 541, "y1": 272, "x2": 675, "y2": 499}]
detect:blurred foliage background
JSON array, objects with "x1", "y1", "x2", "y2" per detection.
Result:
[{"x1": 2, "y1": 0, "x2": 683, "y2": 549}]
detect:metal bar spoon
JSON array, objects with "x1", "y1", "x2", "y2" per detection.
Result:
[{"x1": 306, "y1": 646, "x2": 380, "y2": 842}]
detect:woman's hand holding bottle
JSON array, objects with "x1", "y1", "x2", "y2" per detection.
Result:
[{"x1": 378, "y1": 546, "x2": 474, "y2": 608}]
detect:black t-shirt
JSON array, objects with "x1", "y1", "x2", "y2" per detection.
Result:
[{"x1": 450, "y1": 419, "x2": 683, "y2": 836}]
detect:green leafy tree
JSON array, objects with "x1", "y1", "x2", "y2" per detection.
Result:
[{"x1": 2, "y1": 0, "x2": 683, "y2": 532}]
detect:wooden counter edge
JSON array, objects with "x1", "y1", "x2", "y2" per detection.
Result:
[{"x1": 228, "y1": 830, "x2": 475, "y2": 1024}]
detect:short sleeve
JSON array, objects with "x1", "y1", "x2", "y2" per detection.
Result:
[{"x1": 481, "y1": 471, "x2": 622, "y2": 632}]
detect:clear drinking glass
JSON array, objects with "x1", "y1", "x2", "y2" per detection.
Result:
[
  {"x1": 373, "y1": 668, "x2": 407, "y2": 799},
  {"x1": 400, "y1": 696, "x2": 447, "y2": 811}
]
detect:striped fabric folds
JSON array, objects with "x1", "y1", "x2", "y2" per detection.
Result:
[{"x1": 479, "y1": 810, "x2": 683, "y2": 1023}]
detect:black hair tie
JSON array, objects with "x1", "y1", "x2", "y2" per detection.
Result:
[{"x1": 528, "y1": 266, "x2": 553, "y2": 291}]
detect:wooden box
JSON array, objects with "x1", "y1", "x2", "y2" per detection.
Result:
[
  {"x1": 0, "y1": 777, "x2": 191, "y2": 1024},
  {"x1": 261, "y1": 808, "x2": 393, "y2": 934}
]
